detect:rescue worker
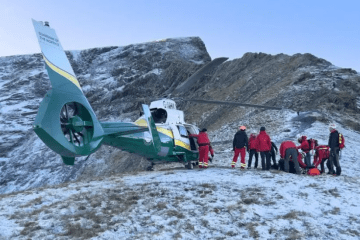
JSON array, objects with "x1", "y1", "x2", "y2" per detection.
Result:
[
  {"x1": 279, "y1": 140, "x2": 307, "y2": 174},
  {"x1": 247, "y1": 131, "x2": 258, "y2": 169},
  {"x1": 328, "y1": 123, "x2": 341, "y2": 175},
  {"x1": 256, "y1": 126, "x2": 272, "y2": 170},
  {"x1": 232, "y1": 125, "x2": 248, "y2": 169},
  {"x1": 270, "y1": 141, "x2": 278, "y2": 169},
  {"x1": 313, "y1": 145, "x2": 330, "y2": 174},
  {"x1": 189, "y1": 128, "x2": 212, "y2": 169},
  {"x1": 297, "y1": 135, "x2": 311, "y2": 168}
]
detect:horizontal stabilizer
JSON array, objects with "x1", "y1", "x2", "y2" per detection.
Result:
[{"x1": 101, "y1": 122, "x2": 148, "y2": 136}]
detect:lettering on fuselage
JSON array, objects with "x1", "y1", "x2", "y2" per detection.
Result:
[
  {"x1": 39, "y1": 32, "x2": 60, "y2": 46},
  {"x1": 163, "y1": 101, "x2": 175, "y2": 109}
]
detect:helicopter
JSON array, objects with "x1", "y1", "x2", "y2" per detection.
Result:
[{"x1": 31, "y1": 19, "x2": 282, "y2": 170}]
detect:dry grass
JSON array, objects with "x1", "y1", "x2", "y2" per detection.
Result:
[
  {"x1": 20, "y1": 196, "x2": 42, "y2": 208},
  {"x1": 155, "y1": 202, "x2": 167, "y2": 210},
  {"x1": 246, "y1": 222, "x2": 260, "y2": 238},
  {"x1": 280, "y1": 211, "x2": 307, "y2": 220},
  {"x1": 323, "y1": 188, "x2": 340, "y2": 198},
  {"x1": 330, "y1": 207, "x2": 340, "y2": 215},
  {"x1": 166, "y1": 210, "x2": 185, "y2": 219}
]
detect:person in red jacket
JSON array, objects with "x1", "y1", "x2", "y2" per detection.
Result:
[
  {"x1": 279, "y1": 140, "x2": 306, "y2": 174},
  {"x1": 297, "y1": 135, "x2": 311, "y2": 167},
  {"x1": 247, "y1": 132, "x2": 259, "y2": 169},
  {"x1": 189, "y1": 128, "x2": 211, "y2": 169},
  {"x1": 255, "y1": 126, "x2": 272, "y2": 170},
  {"x1": 313, "y1": 145, "x2": 330, "y2": 174}
]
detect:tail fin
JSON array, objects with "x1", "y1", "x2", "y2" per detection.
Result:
[{"x1": 32, "y1": 20, "x2": 103, "y2": 164}]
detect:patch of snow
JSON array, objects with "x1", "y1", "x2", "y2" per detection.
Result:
[{"x1": 70, "y1": 50, "x2": 81, "y2": 62}]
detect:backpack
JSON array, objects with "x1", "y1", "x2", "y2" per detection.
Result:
[
  {"x1": 307, "y1": 139, "x2": 318, "y2": 151},
  {"x1": 307, "y1": 168, "x2": 320, "y2": 176},
  {"x1": 339, "y1": 133, "x2": 345, "y2": 149}
]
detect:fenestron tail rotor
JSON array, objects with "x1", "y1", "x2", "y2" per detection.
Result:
[{"x1": 60, "y1": 102, "x2": 94, "y2": 147}]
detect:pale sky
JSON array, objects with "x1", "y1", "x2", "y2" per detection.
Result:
[{"x1": 0, "y1": 0, "x2": 359, "y2": 71}]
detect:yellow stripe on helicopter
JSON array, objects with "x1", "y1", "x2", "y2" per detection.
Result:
[
  {"x1": 43, "y1": 55, "x2": 82, "y2": 91},
  {"x1": 174, "y1": 140, "x2": 191, "y2": 151},
  {"x1": 135, "y1": 119, "x2": 174, "y2": 138}
]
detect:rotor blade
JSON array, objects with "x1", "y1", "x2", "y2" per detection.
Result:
[
  {"x1": 91, "y1": 97, "x2": 155, "y2": 106},
  {"x1": 73, "y1": 132, "x2": 81, "y2": 145},
  {"x1": 69, "y1": 129, "x2": 74, "y2": 143},
  {"x1": 173, "y1": 57, "x2": 228, "y2": 94},
  {"x1": 64, "y1": 104, "x2": 69, "y2": 119},
  {"x1": 180, "y1": 98, "x2": 282, "y2": 110},
  {"x1": 21, "y1": 111, "x2": 38, "y2": 116},
  {"x1": 72, "y1": 102, "x2": 79, "y2": 115}
]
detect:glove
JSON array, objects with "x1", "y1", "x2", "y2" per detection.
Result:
[
  {"x1": 209, "y1": 157, "x2": 213, "y2": 163},
  {"x1": 211, "y1": 154, "x2": 214, "y2": 157}
]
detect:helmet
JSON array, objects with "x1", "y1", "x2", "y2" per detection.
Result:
[
  {"x1": 239, "y1": 125, "x2": 246, "y2": 130},
  {"x1": 329, "y1": 123, "x2": 336, "y2": 131},
  {"x1": 296, "y1": 134, "x2": 302, "y2": 143},
  {"x1": 201, "y1": 128, "x2": 207, "y2": 132}
]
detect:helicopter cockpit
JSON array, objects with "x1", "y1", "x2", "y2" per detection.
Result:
[{"x1": 151, "y1": 108, "x2": 167, "y2": 124}]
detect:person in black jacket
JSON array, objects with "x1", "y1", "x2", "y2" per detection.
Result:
[
  {"x1": 270, "y1": 142, "x2": 278, "y2": 169},
  {"x1": 328, "y1": 123, "x2": 341, "y2": 175},
  {"x1": 232, "y1": 126, "x2": 248, "y2": 169}
]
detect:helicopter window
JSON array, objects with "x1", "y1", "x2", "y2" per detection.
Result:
[
  {"x1": 177, "y1": 125, "x2": 188, "y2": 138},
  {"x1": 151, "y1": 108, "x2": 167, "y2": 123}
]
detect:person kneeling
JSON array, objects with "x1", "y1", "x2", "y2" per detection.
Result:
[{"x1": 279, "y1": 140, "x2": 307, "y2": 174}]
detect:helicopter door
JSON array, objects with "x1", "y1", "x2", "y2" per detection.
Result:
[
  {"x1": 171, "y1": 125, "x2": 191, "y2": 151},
  {"x1": 184, "y1": 125, "x2": 199, "y2": 151}
]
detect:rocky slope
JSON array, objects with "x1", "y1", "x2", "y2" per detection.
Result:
[{"x1": 0, "y1": 37, "x2": 359, "y2": 194}]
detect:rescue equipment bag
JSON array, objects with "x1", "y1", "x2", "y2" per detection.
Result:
[
  {"x1": 339, "y1": 133, "x2": 345, "y2": 149},
  {"x1": 307, "y1": 168, "x2": 320, "y2": 176}
]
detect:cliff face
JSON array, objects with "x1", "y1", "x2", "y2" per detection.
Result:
[{"x1": 0, "y1": 36, "x2": 359, "y2": 194}]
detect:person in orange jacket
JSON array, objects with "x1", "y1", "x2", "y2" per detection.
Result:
[
  {"x1": 255, "y1": 126, "x2": 272, "y2": 170},
  {"x1": 247, "y1": 132, "x2": 258, "y2": 169},
  {"x1": 189, "y1": 128, "x2": 211, "y2": 169}
]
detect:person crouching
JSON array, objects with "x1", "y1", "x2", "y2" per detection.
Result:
[
  {"x1": 279, "y1": 140, "x2": 302, "y2": 174},
  {"x1": 232, "y1": 126, "x2": 248, "y2": 169}
]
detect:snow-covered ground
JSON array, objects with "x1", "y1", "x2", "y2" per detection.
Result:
[{"x1": 0, "y1": 120, "x2": 359, "y2": 239}]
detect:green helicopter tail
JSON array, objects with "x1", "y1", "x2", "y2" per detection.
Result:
[{"x1": 32, "y1": 19, "x2": 104, "y2": 165}]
